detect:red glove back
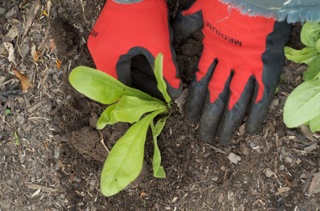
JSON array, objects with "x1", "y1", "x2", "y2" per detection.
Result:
[{"x1": 87, "y1": 0, "x2": 182, "y2": 99}]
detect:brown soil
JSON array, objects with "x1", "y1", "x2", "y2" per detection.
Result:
[{"x1": 0, "y1": 0, "x2": 319, "y2": 211}]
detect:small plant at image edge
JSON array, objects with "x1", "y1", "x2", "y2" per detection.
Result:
[
  {"x1": 284, "y1": 22, "x2": 320, "y2": 132},
  {"x1": 69, "y1": 53, "x2": 171, "y2": 196}
]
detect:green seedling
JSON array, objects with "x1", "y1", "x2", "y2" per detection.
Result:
[
  {"x1": 69, "y1": 53, "x2": 171, "y2": 196},
  {"x1": 5, "y1": 108, "x2": 12, "y2": 115},
  {"x1": 284, "y1": 22, "x2": 320, "y2": 132},
  {"x1": 14, "y1": 131, "x2": 19, "y2": 145}
]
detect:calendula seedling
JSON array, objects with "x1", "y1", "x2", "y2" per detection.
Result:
[
  {"x1": 69, "y1": 53, "x2": 171, "y2": 196},
  {"x1": 284, "y1": 22, "x2": 320, "y2": 132}
]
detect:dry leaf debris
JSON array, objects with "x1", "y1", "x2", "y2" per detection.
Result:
[{"x1": 13, "y1": 68, "x2": 33, "y2": 92}]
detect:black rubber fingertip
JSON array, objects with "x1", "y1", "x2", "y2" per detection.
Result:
[
  {"x1": 196, "y1": 95, "x2": 226, "y2": 143},
  {"x1": 246, "y1": 95, "x2": 271, "y2": 135},
  {"x1": 218, "y1": 76, "x2": 255, "y2": 145},
  {"x1": 184, "y1": 59, "x2": 217, "y2": 122},
  {"x1": 194, "y1": 68, "x2": 231, "y2": 143},
  {"x1": 184, "y1": 81, "x2": 208, "y2": 122},
  {"x1": 246, "y1": 82, "x2": 278, "y2": 136},
  {"x1": 196, "y1": 127, "x2": 215, "y2": 143},
  {"x1": 196, "y1": 108, "x2": 219, "y2": 143},
  {"x1": 217, "y1": 112, "x2": 238, "y2": 146},
  {"x1": 246, "y1": 119, "x2": 263, "y2": 135},
  {"x1": 218, "y1": 130, "x2": 234, "y2": 146}
]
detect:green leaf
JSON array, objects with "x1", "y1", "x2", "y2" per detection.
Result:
[
  {"x1": 301, "y1": 22, "x2": 320, "y2": 47},
  {"x1": 97, "y1": 104, "x2": 118, "y2": 129},
  {"x1": 97, "y1": 96, "x2": 167, "y2": 129},
  {"x1": 100, "y1": 110, "x2": 161, "y2": 197},
  {"x1": 113, "y1": 96, "x2": 167, "y2": 123},
  {"x1": 310, "y1": 114, "x2": 320, "y2": 132},
  {"x1": 150, "y1": 118, "x2": 168, "y2": 178},
  {"x1": 153, "y1": 117, "x2": 167, "y2": 137},
  {"x1": 154, "y1": 53, "x2": 171, "y2": 105},
  {"x1": 284, "y1": 46, "x2": 318, "y2": 65},
  {"x1": 5, "y1": 108, "x2": 11, "y2": 115},
  {"x1": 69, "y1": 66, "x2": 161, "y2": 104},
  {"x1": 316, "y1": 39, "x2": 320, "y2": 52},
  {"x1": 303, "y1": 55, "x2": 320, "y2": 81},
  {"x1": 284, "y1": 79, "x2": 320, "y2": 128},
  {"x1": 14, "y1": 132, "x2": 19, "y2": 146}
]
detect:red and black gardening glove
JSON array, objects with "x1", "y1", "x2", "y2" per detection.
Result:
[
  {"x1": 87, "y1": 0, "x2": 182, "y2": 100},
  {"x1": 178, "y1": 0, "x2": 291, "y2": 145}
]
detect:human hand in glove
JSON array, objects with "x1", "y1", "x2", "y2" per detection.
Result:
[
  {"x1": 178, "y1": 0, "x2": 291, "y2": 145},
  {"x1": 87, "y1": 0, "x2": 182, "y2": 100}
]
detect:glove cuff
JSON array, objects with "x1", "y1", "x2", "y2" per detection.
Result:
[
  {"x1": 113, "y1": 0, "x2": 143, "y2": 4},
  {"x1": 212, "y1": 0, "x2": 276, "y2": 24}
]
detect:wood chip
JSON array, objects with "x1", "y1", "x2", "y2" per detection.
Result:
[
  {"x1": 4, "y1": 42, "x2": 16, "y2": 64},
  {"x1": 205, "y1": 143, "x2": 227, "y2": 154},
  {"x1": 304, "y1": 142, "x2": 318, "y2": 153},
  {"x1": 228, "y1": 152, "x2": 241, "y2": 164},
  {"x1": 31, "y1": 187, "x2": 41, "y2": 198},
  {"x1": 300, "y1": 125, "x2": 316, "y2": 142},
  {"x1": 171, "y1": 196, "x2": 178, "y2": 203},
  {"x1": 303, "y1": 168, "x2": 317, "y2": 193},
  {"x1": 307, "y1": 172, "x2": 320, "y2": 195},
  {"x1": 0, "y1": 8, "x2": 5, "y2": 15},
  {"x1": 49, "y1": 39, "x2": 56, "y2": 50},
  {"x1": 46, "y1": 0, "x2": 52, "y2": 17},
  {"x1": 31, "y1": 44, "x2": 40, "y2": 62},
  {"x1": 3, "y1": 27, "x2": 19, "y2": 42},
  {"x1": 23, "y1": 0, "x2": 41, "y2": 37},
  {"x1": 264, "y1": 168, "x2": 275, "y2": 178},
  {"x1": 275, "y1": 187, "x2": 291, "y2": 196},
  {"x1": 25, "y1": 183, "x2": 57, "y2": 193}
]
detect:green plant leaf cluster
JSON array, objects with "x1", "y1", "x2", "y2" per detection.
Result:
[
  {"x1": 69, "y1": 53, "x2": 171, "y2": 197},
  {"x1": 100, "y1": 110, "x2": 162, "y2": 196},
  {"x1": 284, "y1": 22, "x2": 320, "y2": 132}
]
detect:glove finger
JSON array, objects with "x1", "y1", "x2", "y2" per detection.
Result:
[
  {"x1": 131, "y1": 54, "x2": 163, "y2": 100},
  {"x1": 118, "y1": 47, "x2": 182, "y2": 100},
  {"x1": 196, "y1": 71, "x2": 233, "y2": 143},
  {"x1": 247, "y1": 21, "x2": 291, "y2": 134},
  {"x1": 246, "y1": 80, "x2": 275, "y2": 135},
  {"x1": 184, "y1": 58, "x2": 217, "y2": 122},
  {"x1": 185, "y1": 44, "x2": 229, "y2": 122},
  {"x1": 195, "y1": 61, "x2": 233, "y2": 142},
  {"x1": 246, "y1": 56, "x2": 284, "y2": 134},
  {"x1": 217, "y1": 75, "x2": 255, "y2": 145},
  {"x1": 161, "y1": 42, "x2": 183, "y2": 100},
  {"x1": 116, "y1": 48, "x2": 159, "y2": 98}
]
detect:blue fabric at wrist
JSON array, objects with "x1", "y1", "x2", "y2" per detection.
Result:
[{"x1": 113, "y1": 0, "x2": 143, "y2": 4}]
